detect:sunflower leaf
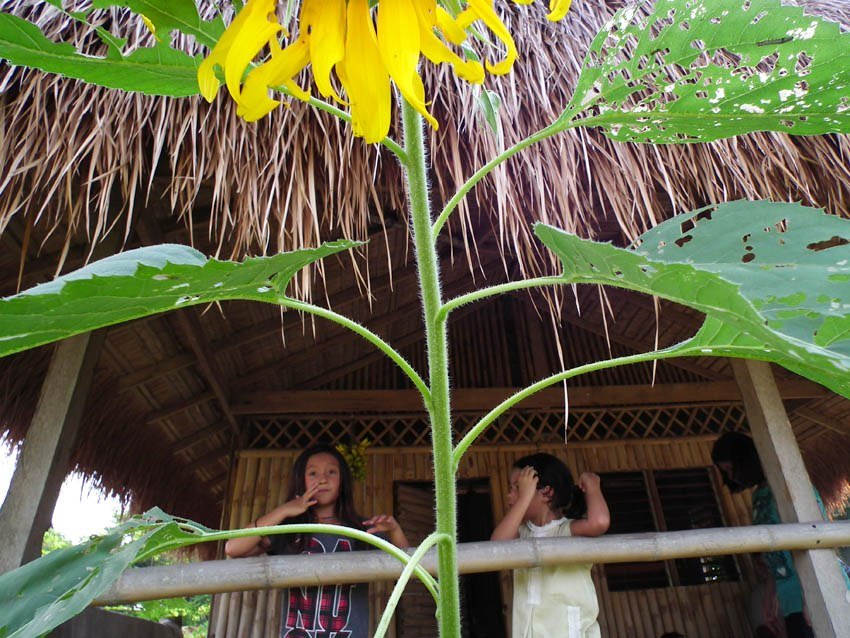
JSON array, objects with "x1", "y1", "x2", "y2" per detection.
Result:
[
  {"x1": 535, "y1": 200, "x2": 850, "y2": 397},
  {"x1": 90, "y1": 0, "x2": 225, "y2": 49},
  {"x1": 0, "y1": 241, "x2": 360, "y2": 358},
  {"x1": 0, "y1": 509, "x2": 219, "y2": 638},
  {"x1": 0, "y1": 12, "x2": 200, "y2": 97},
  {"x1": 565, "y1": 0, "x2": 850, "y2": 142},
  {"x1": 475, "y1": 87, "x2": 503, "y2": 136}
]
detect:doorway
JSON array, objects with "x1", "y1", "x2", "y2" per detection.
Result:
[{"x1": 394, "y1": 479, "x2": 506, "y2": 638}]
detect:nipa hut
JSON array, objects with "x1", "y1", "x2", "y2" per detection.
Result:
[{"x1": 0, "y1": 0, "x2": 849, "y2": 637}]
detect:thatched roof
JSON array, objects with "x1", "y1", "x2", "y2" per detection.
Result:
[{"x1": 1, "y1": 0, "x2": 850, "y2": 525}]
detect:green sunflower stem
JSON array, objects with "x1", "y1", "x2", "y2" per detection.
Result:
[{"x1": 399, "y1": 98, "x2": 461, "y2": 638}]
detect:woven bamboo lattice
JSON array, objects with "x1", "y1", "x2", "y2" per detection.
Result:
[{"x1": 246, "y1": 404, "x2": 748, "y2": 449}]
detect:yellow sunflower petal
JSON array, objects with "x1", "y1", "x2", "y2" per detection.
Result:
[
  {"x1": 435, "y1": 6, "x2": 467, "y2": 45},
  {"x1": 338, "y1": 0, "x2": 392, "y2": 143},
  {"x1": 198, "y1": 0, "x2": 266, "y2": 101},
  {"x1": 457, "y1": 0, "x2": 517, "y2": 76},
  {"x1": 300, "y1": 0, "x2": 346, "y2": 102},
  {"x1": 140, "y1": 14, "x2": 159, "y2": 40},
  {"x1": 377, "y1": 0, "x2": 438, "y2": 130},
  {"x1": 416, "y1": 0, "x2": 484, "y2": 84},
  {"x1": 547, "y1": 0, "x2": 572, "y2": 21},
  {"x1": 223, "y1": 0, "x2": 281, "y2": 101},
  {"x1": 238, "y1": 37, "x2": 311, "y2": 120}
]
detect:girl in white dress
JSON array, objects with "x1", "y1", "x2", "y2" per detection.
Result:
[{"x1": 492, "y1": 453, "x2": 610, "y2": 638}]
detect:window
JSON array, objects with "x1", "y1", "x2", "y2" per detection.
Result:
[{"x1": 601, "y1": 468, "x2": 738, "y2": 591}]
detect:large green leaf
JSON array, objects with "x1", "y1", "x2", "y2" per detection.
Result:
[
  {"x1": 0, "y1": 509, "x2": 217, "y2": 638},
  {"x1": 564, "y1": 0, "x2": 850, "y2": 142},
  {"x1": 0, "y1": 12, "x2": 200, "y2": 97},
  {"x1": 0, "y1": 508, "x2": 435, "y2": 638},
  {"x1": 0, "y1": 241, "x2": 358, "y2": 358},
  {"x1": 535, "y1": 200, "x2": 850, "y2": 397},
  {"x1": 90, "y1": 0, "x2": 225, "y2": 49}
]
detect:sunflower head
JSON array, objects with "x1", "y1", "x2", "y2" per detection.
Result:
[{"x1": 199, "y1": 0, "x2": 572, "y2": 142}]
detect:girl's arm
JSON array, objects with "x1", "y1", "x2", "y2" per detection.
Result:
[
  {"x1": 491, "y1": 466, "x2": 537, "y2": 541},
  {"x1": 570, "y1": 472, "x2": 610, "y2": 537},
  {"x1": 364, "y1": 514, "x2": 410, "y2": 547},
  {"x1": 224, "y1": 487, "x2": 320, "y2": 558}
]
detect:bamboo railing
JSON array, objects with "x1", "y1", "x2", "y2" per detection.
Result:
[{"x1": 95, "y1": 521, "x2": 850, "y2": 604}]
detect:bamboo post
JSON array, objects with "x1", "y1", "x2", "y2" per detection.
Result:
[
  {"x1": 732, "y1": 359, "x2": 850, "y2": 638},
  {"x1": 0, "y1": 331, "x2": 105, "y2": 573},
  {"x1": 94, "y1": 522, "x2": 850, "y2": 604}
]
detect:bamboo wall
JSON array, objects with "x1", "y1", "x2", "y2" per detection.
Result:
[{"x1": 210, "y1": 437, "x2": 755, "y2": 638}]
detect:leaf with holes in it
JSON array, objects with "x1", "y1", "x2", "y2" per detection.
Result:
[
  {"x1": 564, "y1": 0, "x2": 850, "y2": 143},
  {"x1": 0, "y1": 241, "x2": 359, "y2": 359},
  {"x1": 0, "y1": 508, "x2": 219, "y2": 638},
  {"x1": 535, "y1": 200, "x2": 850, "y2": 398}
]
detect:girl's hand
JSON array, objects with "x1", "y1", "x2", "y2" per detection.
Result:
[
  {"x1": 364, "y1": 514, "x2": 409, "y2": 548},
  {"x1": 517, "y1": 466, "x2": 539, "y2": 501},
  {"x1": 281, "y1": 485, "x2": 320, "y2": 518},
  {"x1": 577, "y1": 472, "x2": 601, "y2": 493},
  {"x1": 363, "y1": 514, "x2": 401, "y2": 535}
]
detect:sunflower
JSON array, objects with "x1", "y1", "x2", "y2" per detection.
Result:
[{"x1": 199, "y1": 0, "x2": 572, "y2": 142}]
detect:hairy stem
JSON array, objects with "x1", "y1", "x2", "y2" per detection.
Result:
[
  {"x1": 400, "y1": 99, "x2": 461, "y2": 638},
  {"x1": 276, "y1": 298, "x2": 430, "y2": 405},
  {"x1": 374, "y1": 532, "x2": 449, "y2": 638},
  {"x1": 437, "y1": 276, "x2": 563, "y2": 323},
  {"x1": 431, "y1": 114, "x2": 580, "y2": 236},
  {"x1": 452, "y1": 345, "x2": 696, "y2": 469}
]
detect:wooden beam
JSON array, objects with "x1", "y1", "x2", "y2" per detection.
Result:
[
  {"x1": 173, "y1": 421, "x2": 231, "y2": 455},
  {"x1": 135, "y1": 213, "x2": 239, "y2": 436},
  {"x1": 184, "y1": 448, "x2": 228, "y2": 473},
  {"x1": 792, "y1": 406, "x2": 850, "y2": 438},
  {"x1": 231, "y1": 379, "x2": 826, "y2": 415},
  {"x1": 732, "y1": 359, "x2": 850, "y2": 638},
  {"x1": 170, "y1": 310, "x2": 240, "y2": 435},
  {"x1": 145, "y1": 391, "x2": 215, "y2": 424},
  {"x1": 116, "y1": 353, "x2": 195, "y2": 393},
  {"x1": 0, "y1": 331, "x2": 105, "y2": 572}
]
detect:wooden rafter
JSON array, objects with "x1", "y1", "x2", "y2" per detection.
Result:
[
  {"x1": 170, "y1": 309, "x2": 240, "y2": 435},
  {"x1": 232, "y1": 379, "x2": 826, "y2": 415},
  {"x1": 173, "y1": 420, "x2": 231, "y2": 455}
]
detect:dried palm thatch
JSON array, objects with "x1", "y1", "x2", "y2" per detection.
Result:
[
  {"x1": 2, "y1": 0, "x2": 850, "y2": 288},
  {"x1": 0, "y1": 348, "x2": 219, "y2": 528}
]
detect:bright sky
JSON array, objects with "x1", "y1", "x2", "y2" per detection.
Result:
[{"x1": 0, "y1": 442, "x2": 122, "y2": 543}]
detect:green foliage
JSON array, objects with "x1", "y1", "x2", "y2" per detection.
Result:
[
  {"x1": 0, "y1": 12, "x2": 200, "y2": 97},
  {"x1": 0, "y1": 508, "x2": 216, "y2": 638},
  {"x1": 564, "y1": 0, "x2": 850, "y2": 142},
  {"x1": 103, "y1": 531, "x2": 210, "y2": 633},
  {"x1": 0, "y1": 241, "x2": 358, "y2": 359},
  {"x1": 475, "y1": 87, "x2": 503, "y2": 137},
  {"x1": 536, "y1": 200, "x2": 850, "y2": 398},
  {"x1": 108, "y1": 595, "x2": 210, "y2": 635},
  {"x1": 1, "y1": 508, "x2": 437, "y2": 638},
  {"x1": 41, "y1": 528, "x2": 73, "y2": 555},
  {"x1": 335, "y1": 438, "x2": 372, "y2": 481},
  {"x1": 90, "y1": 0, "x2": 224, "y2": 49}
]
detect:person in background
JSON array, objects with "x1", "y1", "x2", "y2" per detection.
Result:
[
  {"x1": 492, "y1": 452, "x2": 610, "y2": 638},
  {"x1": 712, "y1": 432, "x2": 814, "y2": 638},
  {"x1": 225, "y1": 444, "x2": 408, "y2": 638}
]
